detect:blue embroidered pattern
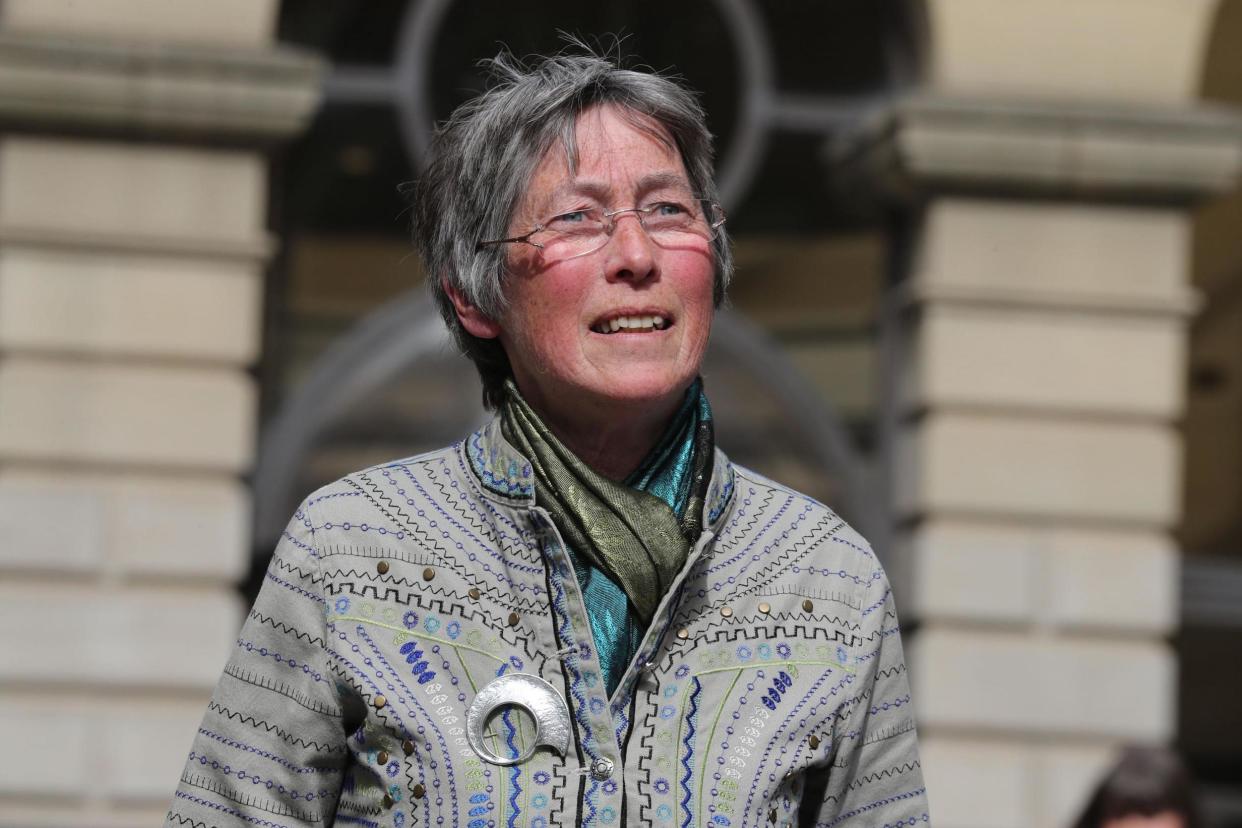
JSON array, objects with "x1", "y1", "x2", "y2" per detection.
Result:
[
  {"x1": 679, "y1": 677, "x2": 702, "y2": 828},
  {"x1": 168, "y1": 427, "x2": 925, "y2": 828},
  {"x1": 545, "y1": 547, "x2": 602, "y2": 821},
  {"x1": 467, "y1": 430, "x2": 534, "y2": 498},
  {"x1": 706, "y1": 463, "x2": 735, "y2": 525}
]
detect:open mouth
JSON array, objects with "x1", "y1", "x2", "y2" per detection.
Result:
[{"x1": 590, "y1": 313, "x2": 671, "y2": 334}]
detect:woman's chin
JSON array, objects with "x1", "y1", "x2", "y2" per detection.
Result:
[{"x1": 580, "y1": 372, "x2": 695, "y2": 410}]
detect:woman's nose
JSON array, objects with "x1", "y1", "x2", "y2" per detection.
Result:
[{"x1": 605, "y1": 211, "x2": 657, "y2": 283}]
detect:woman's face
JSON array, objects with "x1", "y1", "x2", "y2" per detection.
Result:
[{"x1": 486, "y1": 105, "x2": 716, "y2": 424}]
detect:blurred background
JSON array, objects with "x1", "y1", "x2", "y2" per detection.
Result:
[{"x1": 0, "y1": 1, "x2": 1241, "y2": 826}]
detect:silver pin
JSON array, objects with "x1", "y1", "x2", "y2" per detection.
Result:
[{"x1": 466, "y1": 673, "x2": 571, "y2": 766}]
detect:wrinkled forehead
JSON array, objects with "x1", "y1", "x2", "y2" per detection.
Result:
[
  {"x1": 517, "y1": 105, "x2": 689, "y2": 219},
  {"x1": 557, "y1": 105, "x2": 679, "y2": 174}
]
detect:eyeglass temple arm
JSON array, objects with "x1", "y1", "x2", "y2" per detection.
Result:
[{"x1": 476, "y1": 232, "x2": 544, "y2": 251}]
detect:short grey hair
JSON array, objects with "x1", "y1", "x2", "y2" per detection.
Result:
[{"x1": 411, "y1": 45, "x2": 733, "y2": 410}]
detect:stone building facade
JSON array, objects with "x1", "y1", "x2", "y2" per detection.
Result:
[
  {"x1": 0, "y1": 2, "x2": 1240, "y2": 827},
  {"x1": 0, "y1": 2, "x2": 319, "y2": 825}
]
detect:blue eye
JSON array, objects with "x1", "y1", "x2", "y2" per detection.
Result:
[{"x1": 545, "y1": 208, "x2": 602, "y2": 233}]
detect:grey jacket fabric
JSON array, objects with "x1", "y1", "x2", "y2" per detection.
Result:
[{"x1": 167, "y1": 419, "x2": 928, "y2": 827}]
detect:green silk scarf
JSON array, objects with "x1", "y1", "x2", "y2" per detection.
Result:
[{"x1": 499, "y1": 379, "x2": 714, "y2": 695}]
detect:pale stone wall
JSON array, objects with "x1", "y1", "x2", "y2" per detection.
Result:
[
  {"x1": 894, "y1": 200, "x2": 1190, "y2": 825},
  {"x1": 879, "y1": 2, "x2": 1240, "y2": 825},
  {"x1": 0, "y1": 2, "x2": 318, "y2": 825}
]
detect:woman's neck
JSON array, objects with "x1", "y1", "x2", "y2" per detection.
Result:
[{"x1": 518, "y1": 385, "x2": 684, "y2": 481}]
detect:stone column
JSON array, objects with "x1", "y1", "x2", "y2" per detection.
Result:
[
  {"x1": 845, "y1": 1, "x2": 1242, "y2": 826},
  {"x1": 0, "y1": 3, "x2": 320, "y2": 825}
]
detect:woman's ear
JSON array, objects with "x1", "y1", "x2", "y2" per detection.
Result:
[{"x1": 443, "y1": 280, "x2": 502, "y2": 339}]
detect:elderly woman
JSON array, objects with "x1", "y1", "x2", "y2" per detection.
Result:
[{"x1": 167, "y1": 49, "x2": 926, "y2": 828}]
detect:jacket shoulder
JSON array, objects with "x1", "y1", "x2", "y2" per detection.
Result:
[
  {"x1": 723, "y1": 462, "x2": 879, "y2": 575},
  {"x1": 300, "y1": 442, "x2": 468, "y2": 517}
]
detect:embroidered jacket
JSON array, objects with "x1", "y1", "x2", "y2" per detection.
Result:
[{"x1": 167, "y1": 419, "x2": 928, "y2": 827}]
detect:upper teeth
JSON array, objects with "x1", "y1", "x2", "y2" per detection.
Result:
[{"x1": 599, "y1": 315, "x2": 667, "y2": 333}]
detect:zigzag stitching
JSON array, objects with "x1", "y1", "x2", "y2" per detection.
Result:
[
  {"x1": 248, "y1": 610, "x2": 327, "y2": 648},
  {"x1": 700, "y1": 489, "x2": 798, "y2": 579},
  {"x1": 363, "y1": 472, "x2": 472, "y2": 552},
  {"x1": 707, "y1": 486, "x2": 766, "y2": 559},
  {"x1": 816, "y1": 785, "x2": 927, "y2": 828},
  {"x1": 344, "y1": 474, "x2": 451, "y2": 561},
  {"x1": 399, "y1": 464, "x2": 542, "y2": 571},
  {"x1": 740, "y1": 667, "x2": 848, "y2": 824},
  {"x1": 264, "y1": 568, "x2": 324, "y2": 606},
  {"x1": 678, "y1": 677, "x2": 701, "y2": 828},
  {"x1": 322, "y1": 565, "x2": 546, "y2": 611},
  {"x1": 349, "y1": 471, "x2": 545, "y2": 598},
  {"x1": 682, "y1": 614, "x2": 865, "y2": 649},
  {"x1": 197, "y1": 727, "x2": 343, "y2": 775},
  {"x1": 543, "y1": 540, "x2": 605, "y2": 822},
  {"x1": 685, "y1": 511, "x2": 845, "y2": 616},
  {"x1": 875, "y1": 663, "x2": 907, "y2": 680},
  {"x1": 401, "y1": 749, "x2": 432, "y2": 828},
  {"x1": 165, "y1": 813, "x2": 215, "y2": 828},
  {"x1": 326, "y1": 588, "x2": 549, "y2": 655},
  {"x1": 727, "y1": 513, "x2": 844, "y2": 595},
  {"x1": 333, "y1": 798, "x2": 385, "y2": 818},
  {"x1": 346, "y1": 472, "x2": 425, "y2": 540},
  {"x1": 234, "y1": 638, "x2": 331, "y2": 687},
  {"x1": 730, "y1": 465, "x2": 877, "y2": 562},
  {"x1": 226, "y1": 670, "x2": 332, "y2": 727},
  {"x1": 614, "y1": 701, "x2": 630, "y2": 755},
  {"x1": 626, "y1": 625, "x2": 864, "y2": 816},
  {"x1": 325, "y1": 572, "x2": 545, "y2": 614},
  {"x1": 179, "y1": 772, "x2": 322, "y2": 822},
  {"x1": 205, "y1": 701, "x2": 345, "y2": 753},
  {"x1": 319, "y1": 545, "x2": 550, "y2": 608},
  {"x1": 506, "y1": 727, "x2": 523, "y2": 827},
  {"x1": 675, "y1": 534, "x2": 856, "y2": 632},
  {"x1": 855, "y1": 625, "x2": 903, "y2": 663},
  {"x1": 269, "y1": 553, "x2": 321, "y2": 585},
  {"x1": 632, "y1": 670, "x2": 670, "y2": 823},
  {"x1": 680, "y1": 621, "x2": 864, "y2": 653},
  {"x1": 714, "y1": 488, "x2": 807, "y2": 571},
  {"x1": 333, "y1": 815, "x2": 380, "y2": 827},
  {"x1": 822, "y1": 761, "x2": 922, "y2": 802},
  {"x1": 187, "y1": 749, "x2": 338, "y2": 802},
  {"x1": 452, "y1": 447, "x2": 537, "y2": 533},
  {"x1": 345, "y1": 624, "x2": 461, "y2": 815},
  {"x1": 426, "y1": 467, "x2": 533, "y2": 551},
  {"x1": 172, "y1": 792, "x2": 301, "y2": 828}
]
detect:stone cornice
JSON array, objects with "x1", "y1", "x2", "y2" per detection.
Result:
[
  {"x1": 895, "y1": 279, "x2": 1201, "y2": 320},
  {"x1": 0, "y1": 31, "x2": 324, "y2": 142},
  {"x1": 830, "y1": 94, "x2": 1242, "y2": 204},
  {"x1": 0, "y1": 224, "x2": 276, "y2": 263}
]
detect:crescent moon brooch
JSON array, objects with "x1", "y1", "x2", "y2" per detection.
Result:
[{"x1": 465, "y1": 673, "x2": 571, "y2": 766}]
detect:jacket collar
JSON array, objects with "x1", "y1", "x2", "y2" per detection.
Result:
[{"x1": 464, "y1": 416, "x2": 736, "y2": 532}]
